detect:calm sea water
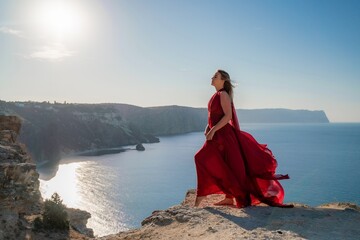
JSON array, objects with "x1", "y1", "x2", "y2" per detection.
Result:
[{"x1": 39, "y1": 123, "x2": 360, "y2": 237}]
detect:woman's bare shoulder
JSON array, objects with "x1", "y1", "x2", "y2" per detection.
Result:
[{"x1": 219, "y1": 91, "x2": 231, "y2": 101}]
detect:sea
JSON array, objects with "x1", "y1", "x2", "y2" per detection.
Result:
[{"x1": 39, "y1": 123, "x2": 360, "y2": 237}]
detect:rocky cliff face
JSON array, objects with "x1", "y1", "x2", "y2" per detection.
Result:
[
  {"x1": 0, "y1": 115, "x2": 42, "y2": 239},
  {"x1": 99, "y1": 189, "x2": 360, "y2": 240},
  {"x1": 112, "y1": 104, "x2": 330, "y2": 136},
  {"x1": 0, "y1": 116, "x2": 93, "y2": 240}
]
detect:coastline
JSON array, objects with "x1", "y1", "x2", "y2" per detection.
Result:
[{"x1": 37, "y1": 142, "x2": 158, "y2": 180}]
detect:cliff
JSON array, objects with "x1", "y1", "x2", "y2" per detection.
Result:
[
  {"x1": 0, "y1": 101, "x2": 160, "y2": 178},
  {"x1": 111, "y1": 104, "x2": 330, "y2": 136},
  {"x1": 0, "y1": 116, "x2": 93, "y2": 239},
  {"x1": 0, "y1": 116, "x2": 42, "y2": 239},
  {"x1": 111, "y1": 104, "x2": 207, "y2": 136},
  {"x1": 99, "y1": 189, "x2": 360, "y2": 240}
]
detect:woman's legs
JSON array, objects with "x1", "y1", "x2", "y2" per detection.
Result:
[{"x1": 194, "y1": 141, "x2": 245, "y2": 206}]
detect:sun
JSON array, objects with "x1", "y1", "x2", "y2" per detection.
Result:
[{"x1": 33, "y1": 0, "x2": 85, "y2": 42}]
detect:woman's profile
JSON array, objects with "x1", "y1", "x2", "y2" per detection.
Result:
[{"x1": 194, "y1": 69, "x2": 293, "y2": 208}]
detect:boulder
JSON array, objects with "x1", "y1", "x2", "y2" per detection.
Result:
[{"x1": 136, "y1": 144, "x2": 145, "y2": 151}]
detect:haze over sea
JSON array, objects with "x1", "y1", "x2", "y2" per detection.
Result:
[{"x1": 39, "y1": 123, "x2": 360, "y2": 237}]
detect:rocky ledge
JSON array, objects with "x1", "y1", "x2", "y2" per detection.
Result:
[{"x1": 99, "y1": 189, "x2": 360, "y2": 240}]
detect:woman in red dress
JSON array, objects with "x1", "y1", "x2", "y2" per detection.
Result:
[{"x1": 194, "y1": 69, "x2": 293, "y2": 208}]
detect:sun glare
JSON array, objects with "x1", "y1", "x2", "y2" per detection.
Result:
[
  {"x1": 40, "y1": 162, "x2": 83, "y2": 208},
  {"x1": 33, "y1": 1, "x2": 85, "y2": 42}
]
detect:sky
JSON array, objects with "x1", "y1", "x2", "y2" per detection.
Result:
[{"x1": 0, "y1": 0, "x2": 359, "y2": 122}]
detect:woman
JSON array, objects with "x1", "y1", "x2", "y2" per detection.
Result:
[{"x1": 194, "y1": 69, "x2": 293, "y2": 208}]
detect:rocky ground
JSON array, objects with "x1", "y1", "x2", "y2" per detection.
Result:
[{"x1": 99, "y1": 189, "x2": 360, "y2": 240}]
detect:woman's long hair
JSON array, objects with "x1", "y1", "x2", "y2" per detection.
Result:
[{"x1": 217, "y1": 69, "x2": 235, "y2": 101}]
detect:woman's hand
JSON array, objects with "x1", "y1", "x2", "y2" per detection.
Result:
[
  {"x1": 204, "y1": 125, "x2": 210, "y2": 135},
  {"x1": 206, "y1": 127, "x2": 216, "y2": 140}
]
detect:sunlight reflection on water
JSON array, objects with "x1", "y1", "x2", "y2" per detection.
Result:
[
  {"x1": 39, "y1": 160, "x2": 130, "y2": 237},
  {"x1": 40, "y1": 162, "x2": 82, "y2": 207}
]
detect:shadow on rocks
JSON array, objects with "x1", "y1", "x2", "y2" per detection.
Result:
[{"x1": 204, "y1": 204, "x2": 360, "y2": 239}]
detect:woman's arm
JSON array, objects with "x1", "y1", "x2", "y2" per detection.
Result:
[{"x1": 206, "y1": 91, "x2": 232, "y2": 140}]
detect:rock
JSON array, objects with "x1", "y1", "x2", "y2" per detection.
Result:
[
  {"x1": 0, "y1": 115, "x2": 22, "y2": 135},
  {"x1": 136, "y1": 143, "x2": 145, "y2": 151},
  {"x1": 67, "y1": 208, "x2": 94, "y2": 238},
  {"x1": 99, "y1": 189, "x2": 360, "y2": 240},
  {"x1": 141, "y1": 213, "x2": 173, "y2": 226},
  {"x1": 0, "y1": 130, "x2": 19, "y2": 144}
]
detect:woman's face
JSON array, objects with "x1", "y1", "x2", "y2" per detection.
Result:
[{"x1": 211, "y1": 71, "x2": 223, "y2": 87}]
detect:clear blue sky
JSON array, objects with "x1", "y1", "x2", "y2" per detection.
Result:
[{"x1": 1, "y1": 0, "x2": 359, "y2": 122}]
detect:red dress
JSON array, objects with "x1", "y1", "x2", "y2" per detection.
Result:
[{"x1": 195, "y1": 89, "x2": 292, "y2": 208}]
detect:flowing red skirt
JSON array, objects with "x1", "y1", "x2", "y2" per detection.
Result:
[{"x1": 195, "y1": 124, "x2": 291, "y2": 208}]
